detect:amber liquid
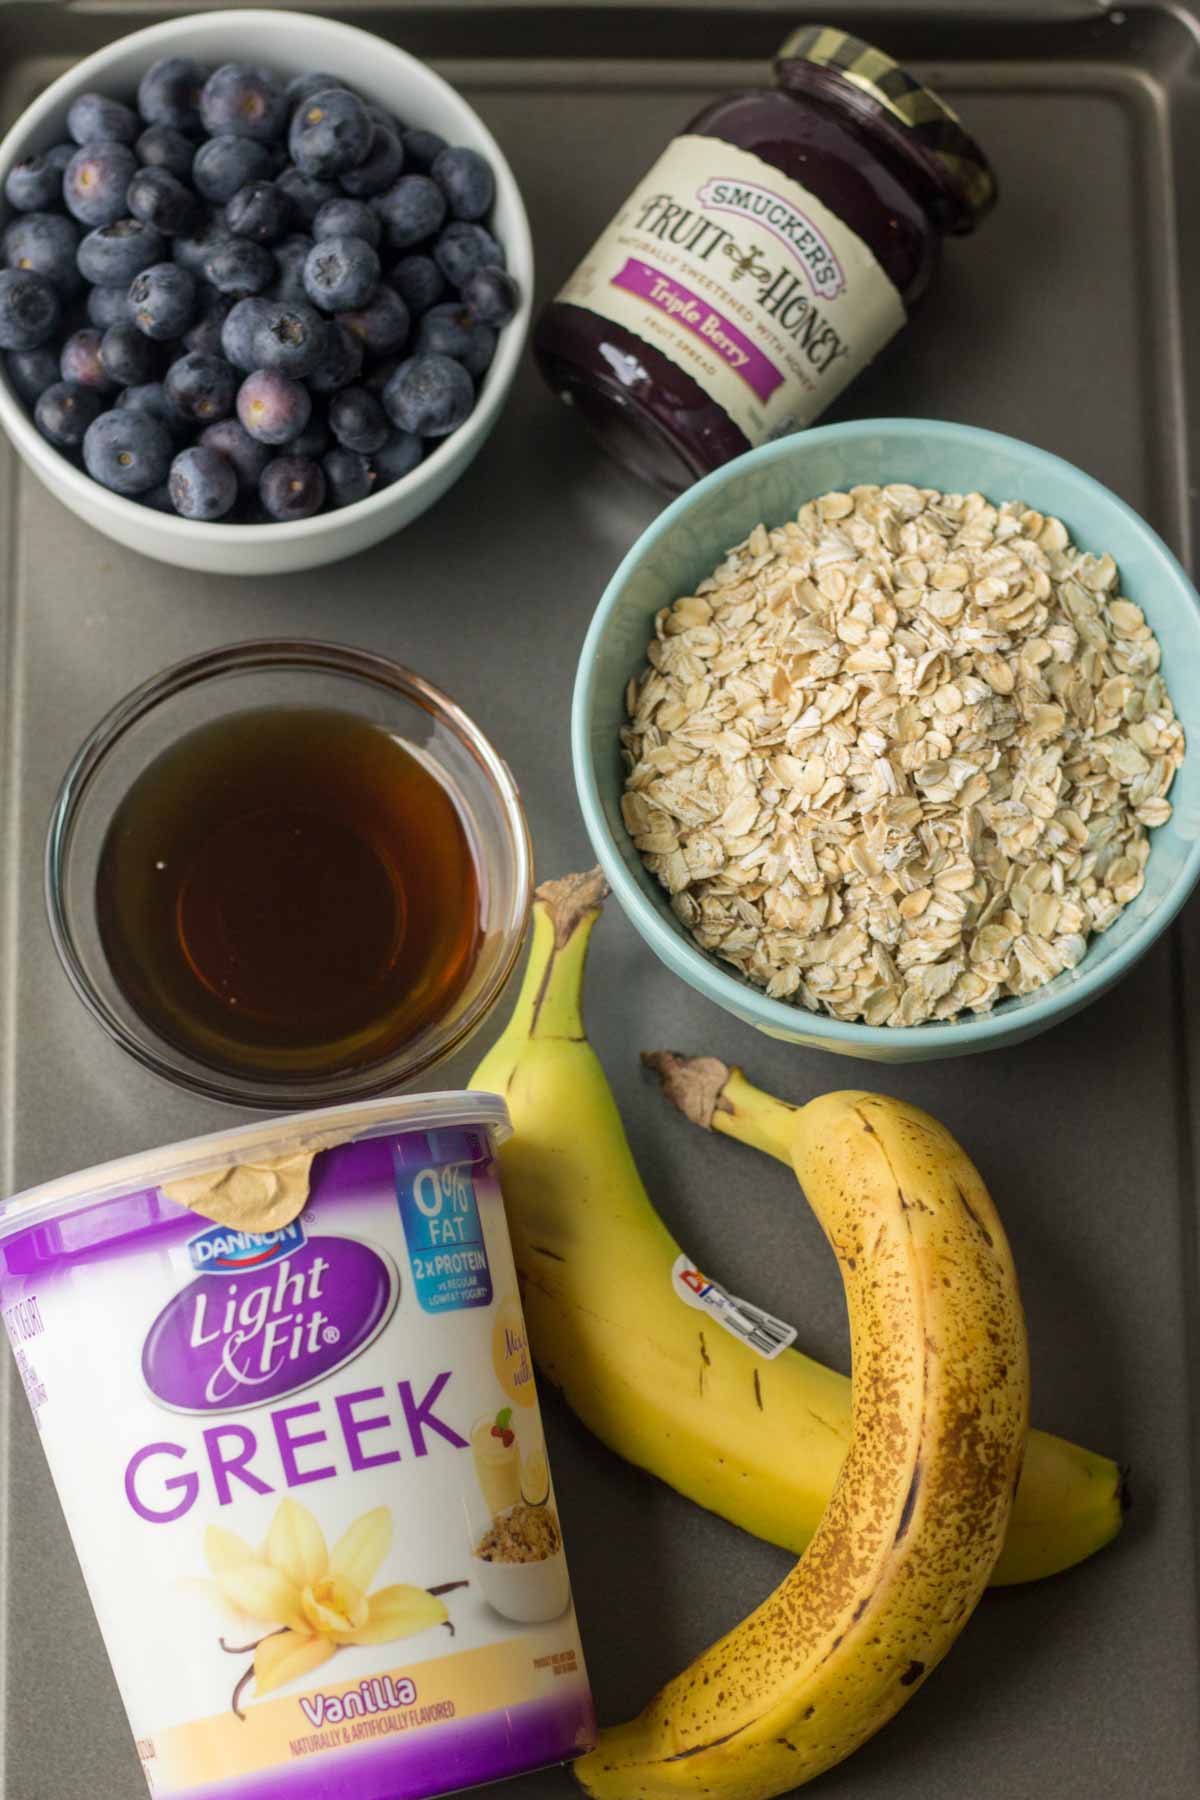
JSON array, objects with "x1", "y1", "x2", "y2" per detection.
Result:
[{"x1": 95, "y1": 706, "x2": 482, "y2": 1079}]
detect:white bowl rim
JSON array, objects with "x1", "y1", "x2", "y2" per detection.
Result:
[
  {"x1": 0, "y1": 8, "x2": 533, "y2": 544},
  {"x1": 572, "y1": 417, "x2": 1200, "y2": 1052}
]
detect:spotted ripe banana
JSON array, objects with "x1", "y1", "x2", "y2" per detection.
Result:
[
  {"x1": 577, "y1": 1059, "x2": 1029, "y2": 1800},
  {"x1": 469, "y1": 871, "x2": 1124, "y2": 1587}
]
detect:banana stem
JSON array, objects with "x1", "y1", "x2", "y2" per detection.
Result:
[
  {"x1": 510, "y1": 869, "x2": 608, "y2": 1042},
  {"x1": 644, "y1": 1051, "x2": 799, "y2": 1165}
]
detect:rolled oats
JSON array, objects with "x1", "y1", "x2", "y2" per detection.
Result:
[{"x1": 620, "y1": 486, "x2": 1185, "y2": 1027}]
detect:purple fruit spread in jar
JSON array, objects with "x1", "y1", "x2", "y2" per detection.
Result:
[{"x1": 534, "y1": 25, "x2": 996, "y2": 492}]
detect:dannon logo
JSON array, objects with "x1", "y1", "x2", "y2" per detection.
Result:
[{"x1": 187, "y1": 1220, "x2": 306, "y2": 1275}]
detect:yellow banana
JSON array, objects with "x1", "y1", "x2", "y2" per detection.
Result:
[
  {"x1": 469, "y1": 871, "x2": 1124, "y2": 1587},
  {"x1": 577, "y1": 1065, "x2": 1029, "y2": 1800}
]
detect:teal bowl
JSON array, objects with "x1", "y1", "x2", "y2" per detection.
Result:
[{"x1": 571, "y1": 420, "x2": 1200, "y2": 1062}]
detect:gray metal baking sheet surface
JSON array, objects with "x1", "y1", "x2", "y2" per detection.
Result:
[{"x1": 2, "y1": 2, "x2": 1199, "y2": 1796}]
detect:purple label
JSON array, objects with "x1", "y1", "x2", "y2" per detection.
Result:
[
  {"x1": 142, "y1": 1235, "x2": 399, "y2": 1414},
  {"x1": 610, "y1": 257, "x2": 784, "y2": 401}
]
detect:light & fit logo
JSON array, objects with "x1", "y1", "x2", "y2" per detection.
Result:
[
  {"x1": 143, "y1": 1234, "x2": 400, "y2": 1413},
  {"x1": 186, "y1": 1219, "x2": 305, "y2": 1274},
  {"x1": 697, "y1": 176, "x2": 846, "y2": 298}
]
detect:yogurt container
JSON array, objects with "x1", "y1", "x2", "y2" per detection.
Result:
[{"x1": 0, "y1": 1095, "x2": 596, "y2": 1799}]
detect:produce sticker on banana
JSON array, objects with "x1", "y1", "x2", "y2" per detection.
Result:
[
  {"x1": 0, "y1": 1102, "x2": 595, "y2": 1800},
  {"x1": 671, "y1": 1254, "x2": 797, "y2": 1359}
]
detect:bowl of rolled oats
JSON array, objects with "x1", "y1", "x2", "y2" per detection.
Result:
[{"x1": 572, "y1": 420, "x2": 1200, "y2": 1060}]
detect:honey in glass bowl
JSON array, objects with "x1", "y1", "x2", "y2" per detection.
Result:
[{"x1": 95, "y1": 705, "x2": 483, "y2": 1079}]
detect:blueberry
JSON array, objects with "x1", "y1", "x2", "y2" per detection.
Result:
[
  {"x1": 275, "y1": 165, "x2": 339, "y2": 225},
  {"x1": 225, "y1": 180, "x2": 293, "y2": 245},
  {"x1": 313, "y1": 197, "x2": 380, "y2": 248},
  {"x1": 307, "y1": 320, "x2": 363, "y2": 394},
  {"x1": 286, "y1": 72, "x2": 353, "y2": 106},
  {"x1": 328, "y1": 382, "x2": 388, "y2": 453},
  {"x1": 60, "y1": 327, "x2": 116, "y2": 391},
  {"x1": 361, "y1": 354, "x2": 401, "y2": 395},
  {"x1": 339, "y1": 125, "x2": 403, "y2": 199},
  {"x1": 117, "y1": 381, "x2": 186, "y2": 439},
  {"x1": 303, "y1": 233, "x2": 380, "y2": 312},
  {"x1": 168, "y1": 444, "x2": 238, "y2": 519},
  {"x1": 87, "y1": 284, "x2": 131, "y2": 329},
  {"x1": 250, "y1": 298, "x2": 328, "y2": 376},
  {"x1": 370, "y1": 427, "x2": 422, "y2": 487},
  {"x1": 127, "y1": 166, "x2": 197, "y2": 236},
  {"x1": 288, "y1": 88, "x2": 371, "y2": 179},
  {"x1": 259, "y1": 453, "x2": 325, "y2": 519},
  {"x1": 285, "y1": 414, "x2": 331, "y2": 460},
  {"x1": 200, "y1": 65, "x2": 288, "y2": 144},
  {"x1": 456, "y1": 321, "x2": 496, "y2": 379},
  {"x1": 34, "y1": 379, "x2": 104, "y2": 449},
  {"x1": 173, "y1": 212, "x2": 231, "y2": 276},
  {"x1": 135, "y1": 124, "x2": 195, "y2": 181},
  {"x1": 415, "y1": 301, "x2": 494, "y2": 374},
  {"x1": 137, "y1": 58, "x2": 209, "y2": 134},
  {"x1": 434, "y1": 220, "x2": 505, "y2": 288},
  {"x1": 5, "y1": 344, "x2": 60, "y2": 402},
  {"x1": 401, "y1": 128, "x2": 446, "y2": 172},
  {"x1": 67, "y1": 94, "x2": 139, "y2": 148},
  {"x1": 323, "y1": 445, "x2": 372, "y2": 507},
  {"x1": 140, "y1": 481, "x2": 176, "y2": 514},
  {"x1": 390, "y1": 253, "x2": 444, "y2": 317},
  {"x1": 99, "y1": 320, "x2": 159, "y2": 387},
  {"x1": 383, "y1": 352, "x2": 473, "y2": 437},
  {"x1": 83, "y1": 407, "x2": 173, "y2": 493},
  {"x1": 376, "y1": 174, "x2": 445, "y2": 250},
  {"x1": 77, "y1": 218, "x2": 165, "y2": 287},
  {"x1": 199, "y1": 416, "x2": 271, "y2": 491},
  {"x1": 0, "y1": 268, "x2": 60, "y2": 350},
  {"x1": 4, "y1": 212, "x2": 83, "y2": 296},
  {"x1": 64, "y1": 141, "x2": 137, "y2": 227},
  {"x1": 431, "y1": 145, "x2": 495, "y2": 222},
  {"x1": 4, "y1": 153, "x2": 64, "y2": 213},
  {"x1": 365, "y1": 105, "x2": 403, "y2": 137},
  {"x1": 204, "y1": 237, "x2": 275, "y2": 297},
  {"x1": 183, "y1": 289, "x2": 234, "y2": 357},
  {"x1": 237, "y1": 367, "x2": 311, "y2": 443},
  {"x1": 220, "y1": 295, "x2": 272, "y2": 369},
  {"x1": 165, "y1": 349, "x2": 236, "y2": 423},
  {"x1": 269, "y1": 233, "x2": 313, "y2": 305},
  {"x1": 461, "y1": 264, "x2": 519, "y2": 328},
  {"x1": 193, "y1": 134, "x2": 273, "y2": 205},
  {"x1": 128, "y1": 262, "x2": 196, "y2": 339},
  {"x1": 339, "y1": 283, "x2": 409, "y2": 356}
]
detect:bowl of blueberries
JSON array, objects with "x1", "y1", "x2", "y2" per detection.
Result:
[{"x1": 0, "y1": 8, "x2": 532, "y2": 574}]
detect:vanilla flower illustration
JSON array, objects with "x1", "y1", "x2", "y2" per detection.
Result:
[{"x1": 205, "y1": 1499, "x2": 459, "y2": 1714}]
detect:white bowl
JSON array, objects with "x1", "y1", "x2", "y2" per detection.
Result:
[
  {"x1": 0, "y1": 9, "x2": 533, "y2": 575},
  {"x1": 472, "y1": 1542, "x2": 571, "y2": 1625}
]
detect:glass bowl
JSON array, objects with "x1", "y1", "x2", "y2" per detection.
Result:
[{"x1": 47, "y1": 640, "x2": 531, "y2": 1106}]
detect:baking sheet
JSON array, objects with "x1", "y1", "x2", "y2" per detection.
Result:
[{"x1": 2, "y1": 2, "x2": 1199, "y2": 1796}]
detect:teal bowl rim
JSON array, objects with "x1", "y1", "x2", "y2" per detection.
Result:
[{"x1": 571, "y1": 418, "x2": 1200, "y2": 1052}]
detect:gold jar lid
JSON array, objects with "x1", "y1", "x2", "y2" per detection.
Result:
[{"x1": 775, "y1": 24, "x2": 996, "y2": 232}]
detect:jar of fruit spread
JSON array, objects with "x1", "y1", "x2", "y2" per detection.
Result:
[{"x1": 534, "y1": 25, "x2": 996, "y2": 491}]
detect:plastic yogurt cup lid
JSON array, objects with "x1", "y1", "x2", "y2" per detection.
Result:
[{"x1": 0, "y1": 1089, "x2": 511, "y2": 1243}]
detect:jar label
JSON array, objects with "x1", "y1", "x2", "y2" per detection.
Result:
[{"x1": 556, "y1": 134, "x2": 906, "y2": 445}]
